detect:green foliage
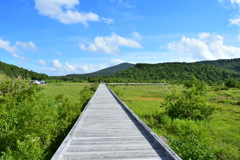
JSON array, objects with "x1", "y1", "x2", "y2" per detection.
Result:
[
  {"x1": 0, "y1": 75, "x2": 96, "y2": 159},
  {"x1": 48, "y1": 58, "x2": 240, "y2": 83},
  {"x1": 79, "y1": 83, "x2": 98, "y2": 105},
  {"x1": 0, "y1": 61, "x2": 48, "y2": 80},
  {"x1": 225, "y1": 79, "x2": 239, "y2": 88},
  {"x1": 108, "y1": 62, "x2": 240, "y2": 83},
  {"x1": 162, "y1": 78, "x2": 215, "y2": 120},
  {"x1": 197, "y1": 58, "x2": 240, "y2": 72},
  {"x1": 159, "y1": 115, "x2": 216, "y2": 159},
  {"x1": 170, "y1": 134, "x2": 216, "y2": 160}
]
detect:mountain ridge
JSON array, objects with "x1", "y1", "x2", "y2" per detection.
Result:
[
  {"x1": 107, "y1": 59, "x2": 240, "y2": 83},
  {"x1": 1, "y1": 58, "x2": 240, "y2": 83},
  {"x1": 65, "y1": 62, "x2": 135, "y2": 77},
  {"x1": 0, "y1": 61, "x2": 48, "y2": 80}
]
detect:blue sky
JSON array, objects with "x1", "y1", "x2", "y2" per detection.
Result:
[{"x1": 1, "y1": 0, "x2": 240, "y2": 76}]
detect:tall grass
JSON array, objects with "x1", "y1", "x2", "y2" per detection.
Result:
[{"x1": 41, "y1": 83, "x2": 90, "y2": 102}]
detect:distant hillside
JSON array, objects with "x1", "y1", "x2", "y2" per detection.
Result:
[
  {"x1": 197, "y1": 58, "x2": 240, "y2": 72},
  {"x1": 108, "y1": 60, "x2": 240, "y2": 83},
  {"x1": 85, "y1": 62, "x2": 135, "y2": 76},
  {"x1": 0, "y1": 61, "x2": 48, "y2": 80},
  {"x1": 57, "y1": 63, "x2": 135, "y2": 81},
  {"x1": 52, "y1": 58, "x2": 240, "y2": 83}
]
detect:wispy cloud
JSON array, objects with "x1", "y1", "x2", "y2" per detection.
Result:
[
  {"x1": 111, "y1": 58, "x2": 125, "y2": 64},
  {"x1": 16, "y1": 41, "x2": 37, "y2": 51},
  {"x1": 109, "y1": 0, "x2": 136, "y2": 8},
  {"x1": 101, "y1": 17, "x2": 114, "y2": 24},
  {"x1": 131, "y1": 32, "x2": 142, "y2": 41},
  {"x1": 80, "y1": 32, "x2": 142, "y2": 54},
  {"x1": 0, "y1": 38, "x2": 17, "y2": 53},
  {"x1": 34, "y1": 0, "x2": 113, "y2": 26},
  {"x1": 0, "y1": 38, "x2": 38, "y2": 61},
  {"x1": 168, "y1": 33, "x2": 240, "y2": 61},
  {"x1": 52, "y1": 59, "x2": 63, "y2": 68},
  {"x1": 38, "y1": 59, "x2": 47, "y2": 66},
  {"x1": 40, "y1": 59, "x2": 107, "y2": 75},
  {"x1": 219, "y1": 0, "x2": 240, "y2": 37},
  {"x1": 229, "y1": 17, "x2": 240, "y2": 26},
  {"x1": 12, "y1": 53, "x2": 26, "y2": 60}
]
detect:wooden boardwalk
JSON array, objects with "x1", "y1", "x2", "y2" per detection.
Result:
[{"x1": 52, "y1": 84, "x2": 181, "y2": 160}]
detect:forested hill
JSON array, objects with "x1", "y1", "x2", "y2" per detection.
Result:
[
  {"x1": 0, "y1": 61, "x2": 48, "y2": 80},
  {"x1": 70, "y1": 63, "x2": 134, "y2": 77},
  {"x1": 197, "y1": 58, "x2": 240, "y2": 72},
  {"x1": 110, "y1": 62, "x2": 240, "y2": 83}
]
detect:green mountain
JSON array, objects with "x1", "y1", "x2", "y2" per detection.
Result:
[
  {"x1": 2, "y1": 58, "x2": 240, "y2": 83},
  {"x1": 56, "y1": 63, "x2": 135, "y2": 81},
  {"x1": 87, "y1": 62, "x2": 135, "y2": 76},
  {"x1": 0, "y1": 61, "x2": 48, "y2": 80},
  {"x1": 197, "y1": 58, "x2": 240, "y2": 72},
  {"x1": 108, "y1": 59, "x2": 240, "y2": 83}
]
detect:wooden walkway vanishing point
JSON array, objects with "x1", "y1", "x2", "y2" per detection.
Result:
[{"x1": 52, "y1": 84, "x2": 181, "y2": 160}]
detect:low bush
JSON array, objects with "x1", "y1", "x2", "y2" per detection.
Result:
[
  {"x1": 225, "y1": 79, "x2": 239, "y2": 88},
  {"x1": 162, "y1": 77, "x2": 215, "y2": 120},
  {"x1": 170, "y1": 134, "x2": 216, "y2": 160}
]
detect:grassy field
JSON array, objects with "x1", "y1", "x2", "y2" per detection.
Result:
[
  {"x1": 41, "y1": 83, "x2": 91, "y2": 102},
  {"x1": 109, "y1": 84, "x2": 240, "y2": 160}
]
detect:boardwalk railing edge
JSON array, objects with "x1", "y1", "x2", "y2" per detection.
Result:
[
  {"x1": 107, "y1": 83, "x2": 167, "y2": 85},
  {"x1": 51, "y1": 84, "x2": 100, "y2": 160},
  {"x1": 106, "y1": 84, "x2": 182, "y2": 160}
]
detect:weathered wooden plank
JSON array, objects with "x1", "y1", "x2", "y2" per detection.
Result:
[{"x1": 51, "y1": 84, "x2": 181, "y2": 160}]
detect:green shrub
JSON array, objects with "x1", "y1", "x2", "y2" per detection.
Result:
[
  {"x1": 170, "y1": 134, "x2": 216, "y2": 160},
  {"x1": 0, "y1": 74, "x2": 96, "y2": 159},
  {"x1": 225, "y1": 79, "x2": 239, "y2": 88},
  {"x1": 162, "y1": 77, "x2": 215, "y2": 120}
]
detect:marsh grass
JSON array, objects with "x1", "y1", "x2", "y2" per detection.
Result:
[
  {"x1": 109, "y1": 84, "x2": 240, "y2": 160},
  {"x1": 41, "y1": 83, "x2": 90, "y2": 103}
]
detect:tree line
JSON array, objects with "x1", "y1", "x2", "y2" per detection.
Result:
[{"x1": 0, "y1": 61, "x2": 48, "y2": 80}]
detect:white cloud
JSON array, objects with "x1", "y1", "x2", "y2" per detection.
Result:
[
  {"x1": 0, "y1": 38, "x2": 38, "y2": 61},
  {"x1": 38, "y1": 59, "x2": 47, "y2": 66},
  {"x1": 16, "y1": 41, "x2": 37, "y2": 51},
  {"x1": 230, "y1": 0, "x2": 240, "y2": 5},
  {"x1": 34, "y1": 0, "x2": 111, "y2": 26},
  {"x1": 168, "y1": 33, "x2": 240, "y2": 61},
  {"x1": 65, "y1": 62, "x2": 77, "y2": 72},
  {"x1": 0, "y1": 39, "x2": 27, "y2": 60},
  {"x1": 131, "y1": 32, "x2": 142, "y2": 41},
  {"x1": 111, "y1": 58, "x2": 125, "y2": 64},
  {"x1": 0, "y1": 39, "x2": 17, "y2": 53},
  {"x1": 219, "y1": 0, "x2": 240, "y2": 5},
  {"x1": 230, "y1": 18, "x2": 240, "y2": 26},
  {"x1": 80, "y1": 33, "x2": 142, "y2": 54},
  {"x1": 42, "y1": 59, "x2": 107, "y2": 75},
  {"x1": 12, "y1": 53, "x2": 26, "y2": 60},
  {"x1": 109, "y1": 0, "x2": 135, "y2": 8},
  {"x1": 53, "y1": 59, "x2": 63, "y2": 68},
  {"x1": 101, "y1": 17, "x2": 114, "y2": 24},
  {"x1": 219, "y1": 0, "x2": 240, "y2": 28}
]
